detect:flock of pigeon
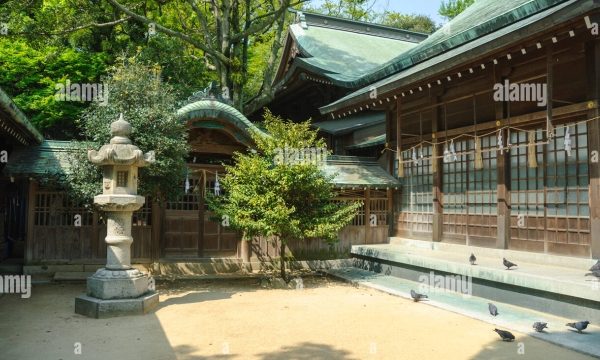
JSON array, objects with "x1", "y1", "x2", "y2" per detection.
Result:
[{"x1": 409, "y1": 255, "x2": 600, "y2": 342}]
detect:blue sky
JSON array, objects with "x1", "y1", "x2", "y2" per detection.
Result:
[{"x1": 309, "y1": 0, "x2": 446, "y2": 26}]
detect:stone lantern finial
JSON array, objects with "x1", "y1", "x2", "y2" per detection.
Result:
[{"x1": 110, "y1": 113, "x2": 133, "y2": 144}]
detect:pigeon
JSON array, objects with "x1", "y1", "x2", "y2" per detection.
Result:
[
  {"x1": 503, "y1": 258, "x2": 517, "y2": 270},
  {"x1": 488, "y1": 303, "x2": 499, "y2": 316},
  {"x1": 589, "y1": 260, "x2": 600, "y2": 272},
  {"x1": 410, "y1": 289, "x2": 428, "y2": 302},
  {"x1": 585, "y1": 270, "x2": 600, "y2": 278},
  {"x1": 566, "y1": 321, "x2": 590, "y2": 333},
  {"x1": 533, "y1": 322, "x2": 548, "y2": 332},
  {"x1": 494, "y1": 329, "x2": 515, "y2": 341},
  {"x1": 469, "y1": 253, "x2": 477, "y2": 265}
]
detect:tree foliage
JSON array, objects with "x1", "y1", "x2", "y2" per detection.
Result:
[
  {"x1": 0, "y1": 0, "x2": 211, "y2": 137},
  {"x1": 439, "y1": 0, "x2": 476, "y2": 21},
  {"x1": 0, "y1": 39, "x2": 108, "y2": 138},
  {"x1": 305, "y1": 0, "x2": 437, "y2": 34},
  {"x1": 63, "y1": 57, "x2": 188, "y2": 205},
  {"x1": 381, "y1": 12, "x2": 437, "y2": 34},
  {"x1": 207, "y1": 111, "x2": 361, "y2": 280}
]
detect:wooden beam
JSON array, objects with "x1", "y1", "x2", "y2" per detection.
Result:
[{"x1": 433, "y1": 101, "x2": 595, "y2": 140}]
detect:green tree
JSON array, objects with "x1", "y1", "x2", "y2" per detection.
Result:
[
  {"x1": 207, "y1": 111, "x2": 361, "y2": 281},
  {"x1": 306, "y1": 0, "x2": 377, "y2": 21},
  {"x1": 439, "y1": 0, "x2": 476, "y2": 21},
  {"x1": 381, "y1": 12, "x2": 437, "y2": 34},
  {"x1": 0, "y1": 0, "x2": 211, "y2": 138},
  {"x1": 64, "y1": 56, "x2": 189, "y2": 205},
  {"x1": 0, "y1": 39, "x2": 108, "y2": 138}
]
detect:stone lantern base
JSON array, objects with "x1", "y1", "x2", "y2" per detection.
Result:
[{"x1": 75, "y1": 268, "x2": 159, "y2": 318}]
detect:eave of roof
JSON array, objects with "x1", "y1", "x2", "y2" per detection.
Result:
[
  {"x1": 0, "y1": 87, "x2": 43, "y2": 145},
  {"x1": 346, "y1": 134, "x2": 386, "y2": 150},
  {"x1": 324, "y1": 155, "x2": 399, "y2": 188},
  {"x1": 3, "y1": 140, "x2": 81, "y2": 177},
  {"x1": 320, "y1": 0, "x2": 587, "y2": 114},
  {"x1": 312, "y1": 112, "x2": 385, "y2": 135}
]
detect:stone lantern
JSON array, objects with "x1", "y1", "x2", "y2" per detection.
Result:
[{"x1": 75, "y1": 114, "x2": 159, "y2": 318}]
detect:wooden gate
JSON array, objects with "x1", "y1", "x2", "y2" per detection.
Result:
[{"x1": 162, "y1": 170, "x2": 240, "y2": 258}]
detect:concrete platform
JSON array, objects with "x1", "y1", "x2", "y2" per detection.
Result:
[
  {"x1": 351, "y1": 241, "x2": 600, "y2": 323},
  {"x1": 74, "y1": 291, "x2": 159, "y2": 319},
  {"x1": 327, "y1": 267, "x2": 600, "y2": 359}
]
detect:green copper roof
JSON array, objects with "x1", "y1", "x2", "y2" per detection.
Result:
[
  {"x1": 178, "y1": 100, "x2": 268, "y2": 143},
  {"x1": 312, "y1": 112, "x2": 385, "y2": 135},
  {"x1": 3, "y1": 140, "x2": 80, "y2": 177},
  {"x1": 346, "y1": 134, "x2": 386, "y2": 150},
  {"x1": 321, "y1": 0, "x2": 583, "y2": 113},
  {"x1": 289, "y1": 23, "x2": 420, "y2": 86},
  {"x1": 324, "y1": 155, "x2": 399, "y2": 188},
  {"x1": 0, "y1": 86, "x2": 43, "y2": 145}
]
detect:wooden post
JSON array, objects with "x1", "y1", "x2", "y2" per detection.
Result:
[
  {"x1": 198, "y1": 171, "x2": 205, "y2": 258},
  {"x1": 543, "y1": 48, "x2": 554, "y2": 254},
  {"x1": 151, "y1": 198, "x2": 161, "y2": 262},
  {"x1": 365, "y1": 188, "x2": 371, "y2": 244},
  {"x1": 586, "y1": 39, "x2": 600, "y2": 259},
  {"x1": 25, "y1": 179, "x2": 37, "y2": 264},
  {"x1": 387, "y1": 187, "x2": 393, "y2": 238},
  {"x1": 395, "y1": 98, "x2": 402, "y2": 238},
  {"x1": 495, "y1": 68, "x2": 510, "y2": 249},
  {"x1": 432, "y1": 101, "x2": 443, "y2": 242}
]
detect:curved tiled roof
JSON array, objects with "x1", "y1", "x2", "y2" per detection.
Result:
[{"x1": 177, "y1": 100, "x2": 267, "y2": 143}]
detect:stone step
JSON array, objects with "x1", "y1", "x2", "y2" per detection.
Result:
[
  {"x1": 53, "y1": 272, "x2": 95, "y2": 281},
  {"x1": 326, "y1": 267, "x2": 600, "y2": 359},
  {"x1": 389, "y1": 237, "x2": 596, "y2": 270},
  {"x1": 350, "y1": 244, "x2": 600, "y2": 323}
]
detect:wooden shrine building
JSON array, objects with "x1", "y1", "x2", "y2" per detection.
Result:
[{"x1": 318, "y1": 0, "x2": 600, "y2": 259}]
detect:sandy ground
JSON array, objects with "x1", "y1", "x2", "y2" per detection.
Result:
[{"x1": 0, "y1": 276, "x2": 594, "y2": 360}]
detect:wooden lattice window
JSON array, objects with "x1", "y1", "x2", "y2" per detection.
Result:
[
  {"x1": 34, "y1": 192, "x2": 93, "y2": 227},
  {"x1": 443, "y1": 139, "x2": 470, "y2": 213},
  {"x1": 166, "y1": 177, "x2": 201, "y2": 211},
  {"x1": 132, "y1": 199, "x2": 152, "y2": 226},
  {"x1": 510, "y1": 128, "x2": 545, "y2": 242},
  {"x1": 546, "y1": 122, "x2": 590, "y2": 245},
  {"x1": 399, "y1": 145, "x2": 433, "y2": 213},
  {"x1": 467, "y1": 135, "x2": 497, "y2": 215}
]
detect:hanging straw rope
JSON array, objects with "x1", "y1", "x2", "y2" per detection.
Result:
[
  {"x1": 398, "y1": 152, "x2": 404, "y2": 178},
  {"x1": 527, "y1": 131, "x2": 538, "y2": 168},
  {"x1": 474, "y1": 136, "x2": 483, "y2": 169}
]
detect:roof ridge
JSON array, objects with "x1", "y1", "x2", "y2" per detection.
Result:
[{"x1": 290, "y1": 9, "x2": 430, "y2": 40}]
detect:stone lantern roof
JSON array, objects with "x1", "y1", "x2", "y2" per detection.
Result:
[{"x1": 88, "y1": 114, "x2": 155, "y2": 167}]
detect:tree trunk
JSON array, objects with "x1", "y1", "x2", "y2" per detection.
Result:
[{"x1": 280, "y1": 241, "x2": 287, "y2": 282}]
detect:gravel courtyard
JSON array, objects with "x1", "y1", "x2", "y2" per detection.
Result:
[{"x1": 0, "y1": 276, "x2": 594, "y2": 360}]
